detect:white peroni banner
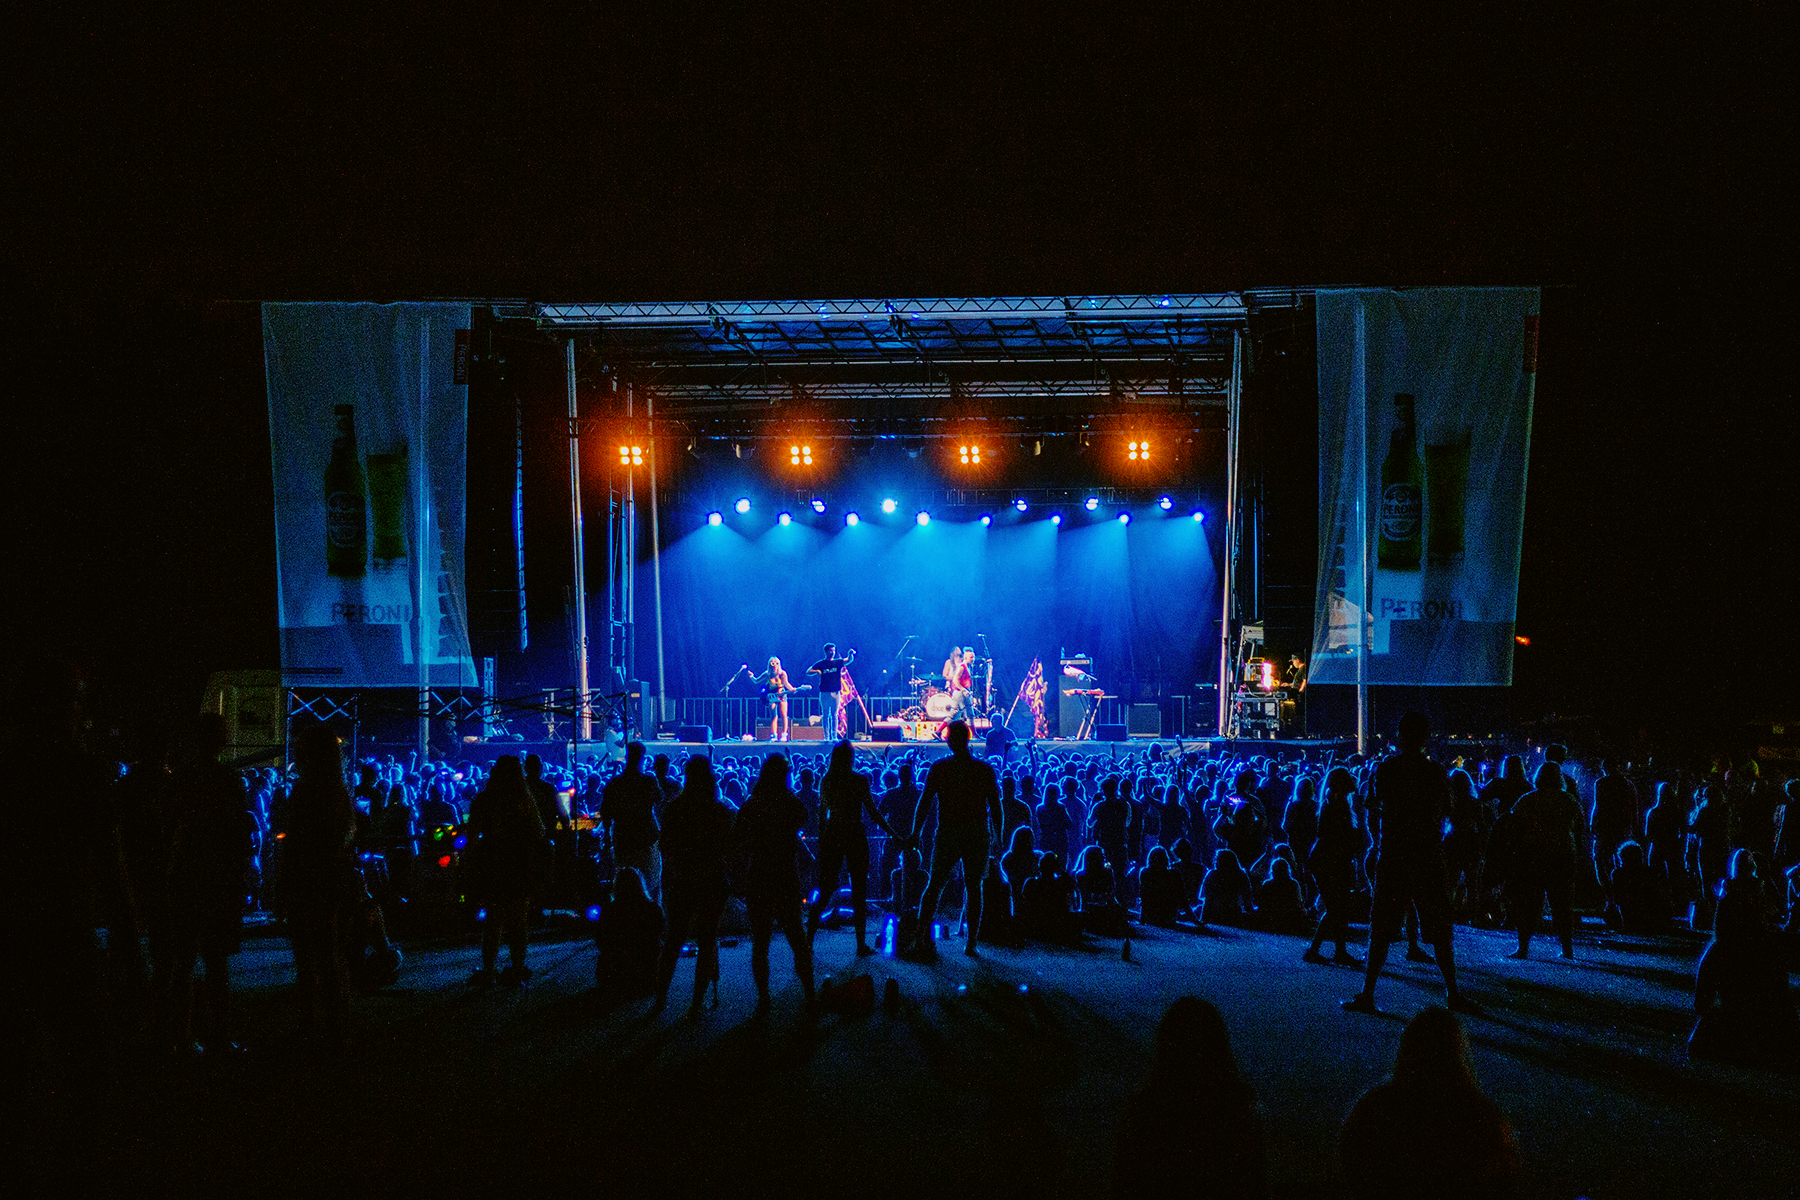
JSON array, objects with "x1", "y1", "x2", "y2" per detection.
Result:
[
  {"x1": 1311, "y1": 288, "x2": 1540, "y2": 686},
  {"x1": 263, "y1": 303, "x2": 476, "y2": 688}
]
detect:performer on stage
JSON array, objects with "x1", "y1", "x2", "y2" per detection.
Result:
[
  {"x1": 752, "y1": 656, "x2": 794, "y2": 742},
  {"x1": 942, "y1": 646, "x2": 975, "y2": 721},
  {"x1": 807, "y1": 643, "x2": 857, "y2": 738}
]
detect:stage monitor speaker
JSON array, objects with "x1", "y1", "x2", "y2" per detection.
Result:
[
  {"x1": 1128, "y1": 703, "x2": 1161, "y2": 737},
  {"x1": 677, "y1": 725, "x2": 714, "y2": 743},
  {"x1": 1096, "y1": 723, "x2": 1128, "y2": 742},
  {"x1": 792, "y1": 726, "x2": 826, "y2": 741},
  {"x1": 870, "y1": 724, "x2": 904, "y2": 742}
]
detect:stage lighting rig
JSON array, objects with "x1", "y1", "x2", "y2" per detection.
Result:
[
  {"x1": 1127, "y1": 438, "x2": 1151, "y2": 462},
  {"x1": 707, "y1": 512, "x2": 723, "y2": 526},
  {"x1": 789, "y1": 443, "x2": 814, "y2": 467},
  {"x1": 735, "y1": 497, "x2": 751, "y2": 514},
  {"x1": 618, "y1": 444, "x2": 643, "y2": 466},
  {"x1": 810, "y1": 498, "x2": 827, "y2": 513},
  {"x1": 958, "y1": 443, "x2": 982, "y2": 465}
]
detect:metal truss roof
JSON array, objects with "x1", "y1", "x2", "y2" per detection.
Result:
[{"x1": 488, "y1": 292, "x2": 1305, "y2": 423}]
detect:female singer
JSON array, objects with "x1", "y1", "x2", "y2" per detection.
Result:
[{"x1": 753, "y1": 656, "x2": 793, "y2": 741}]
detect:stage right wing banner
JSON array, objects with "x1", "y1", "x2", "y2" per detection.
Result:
[{"x1": 1311, "y1": 288, "x2": 1540, "y2": 686}]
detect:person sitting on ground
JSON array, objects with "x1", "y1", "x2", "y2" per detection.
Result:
[
  {"x1": 1201, "y1": 848, "x2": 1257, "y2": 927},
  {"x1": 1114, "y1": 995, "x2": 1268, "y2": 1199},
  {"x1": 1138, "y1": 845, "x2": 1186, "y2": 928},
  {"x1": 1170, "y1": 836, "x2": 1205, "y2": 914},
  {"x1": 1687, "y1": 854, "x2": 1799, "y2": 1072},
  {"x1": 1339, "y1": 1006, "x2": 1520, "y2": 1199},
  {"x1": 1255, "y1": 858, "x2": 1309, "y2": 935},
  {"x1": 1605, "y1": 840, "x2": 1673, "y2": 934},
  {"x1": 1019, "y1": 851, "x2": 1080, "y2": 942},
  {"x1": 1000, "y1": 826, "x2": 1039, "y2": 916},
  {"x1": 594, "y1": 866, "x2": 664, "y2": 1001},
  {"x1": 1075, "y1": 844, "x2": 1129, "y2": 937}
]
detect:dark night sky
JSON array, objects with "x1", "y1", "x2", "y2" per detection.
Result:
[{"x1": 8, "y1": 8, "x2": 1794, "y2": 736}]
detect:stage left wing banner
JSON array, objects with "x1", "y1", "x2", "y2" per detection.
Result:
[{"x1": 264, "y1": 303, "x2": 476, "y2": 689}]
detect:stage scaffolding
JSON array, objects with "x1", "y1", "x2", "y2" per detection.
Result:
[{"x1": 440, "y1": 291, "x2": 1312, "y2": 751}]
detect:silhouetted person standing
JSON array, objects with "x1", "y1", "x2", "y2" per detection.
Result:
[
  {"x1": 280, "y1": 723, "x2": 359, "y2": 1046},
  {"x1": 808, "y1": 741, "x2": 899, "y2": 957},
  {"x1": 734, "y1": 754, "x2": 815, "y2": 1011},
  {"x1": 165, "y1": 713, "x2": 255, "y2": 1053},
  {"x1": 602, "y1": 741, "x2": 662, "y2": 899},
  {"x1": 1114, "y1": 996, "x2": 1268, "y2": 1199},
  {"x1": 1305, "y1": 767, "x2": 1364, "y2": 966},
  {"x1": 1344, "y1": 713, "x2": 1472, "y2": 1014},
  {"x1": 656, "y1": 757, "x2": 733, "y2": 1017},
  {"x1": 905, "y1": 721, "x2": 1002, "y2": 960},
  {"x1": 465, "y1": 755, "x2": 545, "y2": 986},
  {"x1": 1340, "y1": 1006, "x2": 1519, "y2": 1199},
  {"x1": 1507, "y1": 762, "x2": 1581, "y2": 960}
]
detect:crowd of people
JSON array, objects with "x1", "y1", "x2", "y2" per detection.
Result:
[{"x1": 13, "y1": 661, "x2": 1799, "y2": 1193}]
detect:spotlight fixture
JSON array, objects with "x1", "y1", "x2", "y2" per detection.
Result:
[
  {"x1": 980, "y1": 514, "x2": 992, "y2": 526},
  {"x1": 810, "y1": 498, "x2": 827, "y2": 513},
  {"x1": 1084, "y1": 497, "x2": 1098, "y2": 511},
  {"x1": 1051, "y1": 513, "x2": 1062, "y2": 526},
  {"x1": 619, "y1": 444, "x2": 643, "y2": 466},
  {"x1": 1127, "y1": 438, "x2": 1151, "y2": 461},
  {"x1": 916, "y1": 511, "x2": 930, "y2": 526},
  {"x1": 789, "y1": 444, "x2": 814, "y2": 467},
  {"x1": 778, "y1": 512, "x2": 792, "y2": 526},
  {"x1": 707, "y1": 512, "x2": 722, "y2": 526},
  {"x1": 959, "y1": 444, "x2": 982, "y2": 465},
  {"x1": 735, "y1": 498, "x2": 751, "y2": 514},
  {"x1": 845, "y1": 512, "x2": 860, "y2": 527},
  {"x1": 1192, "y1": 511, "x2": 1204, "y2": 522},
  {"x1": 1119, "y1": 512, "x2": 1131, "y2": 524},
  {"x1": 881, "y1": 498, "x2": 897, "y2": 514},
  {"x1": 1014, "y1": 498, "x2": 1028, "y2": 512},
  {"x1": 1158, "y1": 496, "x2": 1173, "y2": 510}
]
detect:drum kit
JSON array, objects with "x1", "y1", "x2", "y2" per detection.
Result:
[{"x1": 893, "y1": 655, "x2": 993, "y2": 724}]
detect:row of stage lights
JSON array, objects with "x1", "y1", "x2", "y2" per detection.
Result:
[
  {"x1": 705, "y1": 495, "x2": 1203, "y2": 527},
  {"x1": 629, "y1": 440, "x2": 1151, "y2": 469}
]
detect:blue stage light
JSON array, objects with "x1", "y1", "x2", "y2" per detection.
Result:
[
  {"x1": 811, "y1": 498, "x2": 826, "y2": 513},
  {"x1": 1158, "y1": 496, "x2": 1173, "y2": 510},
  {"x1": 707, "y1": 512, "x2": 722, "y2": 526},
  {"x1": 1014, "y1": 498, "x2": 1028, "y2": 511},
  {"x1": 1051, "y1": 513, "x2": 1062, "y2": 525},
  {"x1": 980, "y1": 514, "x2": 992, "y2": 526},
  {"x1": 1084, "y1": 497, "x2": 1098, "y2": 511},
  {"x1": 1192, "y1": 510, "x2": 1204, "y2": 522},
  {"x1": 845, "y1": 511, "x2": 860, "y2": 527},
  {"x1": 735, "y1": 497, "x2": 751, "y2": 514},
  {"x1": 585, "y1": 906, "x2": 602, "y2": 922},
  {"x1": 881, "y1": 498, "x2": 897, "y2": 514},
  {"x1": 778, "y1": 512, "x2": 791, "y2": 526},
  {"x1": 1119, "y1": 512, "x2": 1131, "y2": 524},
  {"x1": 916, "y1": 511, "x2": 930, "y2": 526}
]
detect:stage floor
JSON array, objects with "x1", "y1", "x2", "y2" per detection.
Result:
[{"x1": 649, "y1": 735, "x2": 1353, "y2": 760}]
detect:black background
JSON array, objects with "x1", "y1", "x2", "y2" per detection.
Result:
[{"x1": 9, "y1": 8, "x2": 1793, "y2": 742}]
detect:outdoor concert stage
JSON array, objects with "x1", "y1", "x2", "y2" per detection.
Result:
[{"x1": 443, "y1": 735, "x2": 1354, "y2": 767}]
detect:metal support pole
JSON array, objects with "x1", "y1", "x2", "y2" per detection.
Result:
[
  {"x1": 1217, "y1": 327, "x2": 1243, "y2": 739},
  {"x1": 625, "y1": 384, "x2": 638, "y2": 703},
  {"x1": 648, "y1": 391, "x2": 667, "y2": 724},
  {"x1": 1354, "y1": 300, "x2": 1369, "y2": 757},
  {"x1": 568, "y1": 340, "x2": 592, "y2": 741},
  {"x1": 418, "y1": 323, "x2": 432, "y2": 762}
]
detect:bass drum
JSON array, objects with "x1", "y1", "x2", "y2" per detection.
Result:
[{"x1": 923, "y1": 690, "x2": 957, "y2": 720}]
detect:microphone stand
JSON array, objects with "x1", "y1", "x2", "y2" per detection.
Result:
[{"x1": 721, "y1": 664, "x2": 749, "y2": 695}]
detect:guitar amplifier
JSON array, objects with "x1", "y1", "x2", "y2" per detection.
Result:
[
  {"x1": 792, "y1": 726, "x2": 827, "y2": 741},
  {"x1": 1128, "y1": 703, "x2": 1161, "y2": 738}
]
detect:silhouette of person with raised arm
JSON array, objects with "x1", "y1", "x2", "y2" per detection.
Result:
[
  {"x1": 654, "y1": 756, "x2": 733, "y2": 1016},
  {"x1": 1343, "y1": 713, "x2": 1473, "y2": 1015},
  {"x1": 1114, "y1": 996, "x2": 1268, "y2": 1198},
  {"x1": 1339, "y1": 1006, "x2": 1519, "y2": 1199},
  {"x1": 733, "y1": 754, "x2": 815, "y2": 1010},
  {"x1": 905, "y1": 721, "x2": 1003, "y2": 960},
  {"x1": 807, "y1": 741, "x2": 900, "y2": 957}
]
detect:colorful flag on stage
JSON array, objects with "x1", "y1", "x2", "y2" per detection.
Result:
[
  {"x1": 837, "y1": 666, "x2": 859, "y2": 738},
  {"x1": 1022, "y1": 656, "x2": 1048, "y2": 738}
]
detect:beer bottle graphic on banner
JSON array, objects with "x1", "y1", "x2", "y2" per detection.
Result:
[
  {"x1": 1378, "y1": 393, "x2": 1423, "y2": 569},
  {"x1": 325, "y1": 403, "x2": 367, "y2": 578},
  {"x1": 366, "y1": 444, "x2": 408, "y2": 569}
]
